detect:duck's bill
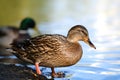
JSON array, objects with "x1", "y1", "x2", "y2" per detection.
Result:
[{"x1": 85, "y1": 39, "x2": 96, "y2": 49}]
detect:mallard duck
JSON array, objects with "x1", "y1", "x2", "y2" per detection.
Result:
[
  {"x1": 0, "y1": 18, "x2": 35, "y2": 53},
  {"x1": 10, "y1": 25, "x2": 96, "y2": 77}
]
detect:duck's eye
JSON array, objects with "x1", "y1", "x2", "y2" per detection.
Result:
[{"x1": 81, "y1": 31, "x2": 87, "y2": 36}]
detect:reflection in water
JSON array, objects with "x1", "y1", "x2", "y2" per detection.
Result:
[{"x1": 0, "y1": 0, "x2": 120, "y2": 80}]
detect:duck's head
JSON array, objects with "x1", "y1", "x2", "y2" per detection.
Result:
[
  {"x1": 19, "y1": 17, "x2": 36, "y2": 30},
  {"x1": 67, "y1": 25, "x2": 96, "y2": 49}
]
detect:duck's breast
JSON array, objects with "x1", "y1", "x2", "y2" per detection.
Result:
[{"x1": 60, "y1": 42, "x2": 83, "y2": 66}]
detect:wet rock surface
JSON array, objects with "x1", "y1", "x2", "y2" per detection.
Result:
[{"x1": 0, "y1": 64, "x2": 49, "y2": 80}]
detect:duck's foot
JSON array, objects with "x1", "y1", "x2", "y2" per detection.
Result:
[
  {"x1": 51, "y1": 67, "x2": 65, "y2": 78},
  {"x1": 52, "y1": 72, "x2": 65, "y2": 78},
  {"x1": 38, "y1": 75, "x2": 48, "y2": 80}
]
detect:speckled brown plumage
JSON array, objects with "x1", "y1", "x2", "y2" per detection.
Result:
[
  {"x1": 11, "y1": 25, "x2": 96, "y2": 77},
  {"x1": 12, "y1": 34, "x2": 82, "y2": 67}
]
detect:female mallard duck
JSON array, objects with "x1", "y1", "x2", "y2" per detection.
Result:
[
  {"x1": 11, "y1": 25, "x2": 96, "y2": 77},
  {"x1": 0, "y1": 17, "x2": 36, "y2": 48}
]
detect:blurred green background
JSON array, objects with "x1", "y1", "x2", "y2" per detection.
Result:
[{"x1": 0, "y1": 0, "x2": 50, "y2": 26}]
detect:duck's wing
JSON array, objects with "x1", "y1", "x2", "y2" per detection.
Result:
[
  {"x1": 11, "y1": 34, "x2": 66, "y2": 63},
  {"x1": 11, "y1": 34, "x2": 66, "y2": 54}
]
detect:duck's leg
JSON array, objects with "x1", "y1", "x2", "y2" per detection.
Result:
[
  {"x1": 35, "y1": 63, "x2": 42, "y2": 75},
  {"x1": 51, "y1": 67, "x2": 56, "y2": 77}
]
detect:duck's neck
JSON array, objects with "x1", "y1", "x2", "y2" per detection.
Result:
[
  {"x1": 19, "y1": 30, "x2": 28, "y2": 34},
  {"x1": 67, "y1": 33, "x2": 81, "y2": 43}
]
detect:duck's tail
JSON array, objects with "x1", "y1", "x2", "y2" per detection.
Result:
[{"x1": 6, "y1": 48, "x2": 16, "y2": 53}]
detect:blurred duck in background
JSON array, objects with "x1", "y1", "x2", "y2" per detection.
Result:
[{"x1": 0, "y1": 17, "x2": 39, "y2": 56}]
